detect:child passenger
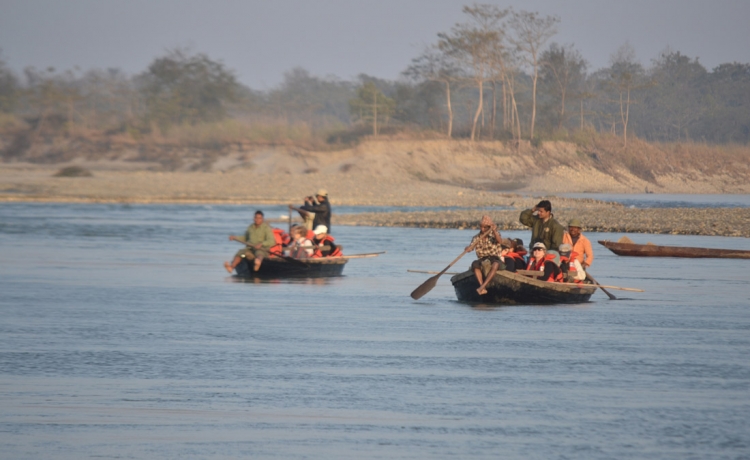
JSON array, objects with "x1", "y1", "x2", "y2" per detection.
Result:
[{"x1": 289, "y1": 226, "x2": 314, "y2": 259}]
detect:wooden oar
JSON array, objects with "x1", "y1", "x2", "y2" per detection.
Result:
[
  {"x1": 515, "y1": 270, "x2": 641, "y2": 292},
  {"x1": 330, "y1": 251, "x2": 386, "y2": 260},
  {"x1": 410, "y1": 232, "x2": 486, "y2": 300},
  {"x1": 407, "y1": 269, "x2": 460, "y2": 275},
  {"x1": 586, "y1": 273, "x2": 618, "y2": 299}
]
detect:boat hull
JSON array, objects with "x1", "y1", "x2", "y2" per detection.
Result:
[
  {"x1": 235, "y1": 257, "x2": 347, "y2": 278},
  {"x1": 450, "y1": 270, "x2": 596, "y2": 305},
  {"x1": 598, "y1": 240, "x2": 750, "y2": 259}
]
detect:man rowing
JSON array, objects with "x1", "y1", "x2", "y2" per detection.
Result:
[{"x1": 224, "y1": 210, "x2": 276, "y2": 273}]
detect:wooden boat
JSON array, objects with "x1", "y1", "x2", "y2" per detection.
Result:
[
  {"x1": 450, "y1": 270, "x2": 596, "y2": 305},
  {"x1": 235, "y1": 256, "x2": 347, "y2": 278},
  {"x1": 598, "y1": 240, "x2": 750, "y2": 259},
  {"x1": 233, "y1": 252, "x2": 384, "y2": 279}
]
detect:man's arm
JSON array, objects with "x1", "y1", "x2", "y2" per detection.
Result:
[
  {"x1": 300, "y1": 202, "x2": 329, "y2": 213},
  {"x1": 582, "y1": 235, "x2": 594, "y2": 267},
  {"x1": 519, "y1": 208, "x2": 537, "y2": 228},
  {"x1": 551, "y1": 221, "x2": 564, "y2": 251}
]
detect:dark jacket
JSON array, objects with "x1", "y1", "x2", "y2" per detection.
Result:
[
  {"x1": 519, "y1": 209, "x2": 565, "y2": 252},
  {"x1": 300, "y1": 199, "x2": 332, "y2": 233}
]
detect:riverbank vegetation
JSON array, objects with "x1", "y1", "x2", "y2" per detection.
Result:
[{"x1": 1, "y1": 4, "x2": 749, "y2": 169}]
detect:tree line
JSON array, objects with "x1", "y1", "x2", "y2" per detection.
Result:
[{"x1": 1, "y1": 4, "x2": 749, "y2": 146}]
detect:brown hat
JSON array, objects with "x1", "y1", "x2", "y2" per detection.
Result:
[
  {"x1": 480, "y1": 215, "x2": 493, "y2": 227},
  {"x1": 501, "y1": 238, "x2": 512, "y2": 249},
  {"x1": 568, "y1": 218, "x2": 582, "y2": 228}
]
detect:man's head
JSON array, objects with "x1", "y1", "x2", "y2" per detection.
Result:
[
  {"x1": 535, "y1": 200, "x2": 552, "y2": 220},
  {"x1": 568, "y1": 218, "x2": 582, "y2": 237},
  {"x1": 254, "y1": 210, "x2": 264, "y2": 226},
  {"x1": 480, "y1": 215, "x2": 493, "y2": 232},
  {"x1": 316, "y1": 189, "x2": 328, "y2": 202},
  {"x1": 500, "y1": 238, "x2": 512, "y2": 254}
]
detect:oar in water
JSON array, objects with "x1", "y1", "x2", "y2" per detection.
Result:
[
  {"x1": 586, "y1": 273, "x2": 617, "y2": 299},
  {"x1": 410, "y1": 232, "x2": 486, "y2": 300}
]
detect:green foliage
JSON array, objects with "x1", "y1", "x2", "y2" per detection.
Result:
[
  {"x1": 0, "y1": 50, "x2": 19, "y2": 113},
  {"x1": 139, "y1": 49, "x2": 239, "y2": 129},
  {"x1": 349, "y1": 82, "x2": 395, "y2": 135}
]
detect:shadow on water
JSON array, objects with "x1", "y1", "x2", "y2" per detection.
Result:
[{"x1": 227, "y1": 275, "x2": 341, "y2": 285}]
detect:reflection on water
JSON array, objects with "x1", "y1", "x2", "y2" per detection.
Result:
[{"x1": 1, "y1": 202, "x2": 749, "y2": 459}]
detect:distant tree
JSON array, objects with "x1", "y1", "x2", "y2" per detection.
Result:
[
  {"x1": 438, "y1": 4, "x2": 509, "y2": 141},
  {"x1": 267, "y1": 67, "x2": 354, "y2": 127},
  {"x1": 639, "y1": 51, "x2": 707, "y2": 141},
  {"x1": 509, "y1": 10, "x2": 559, "y2": 140},
  {"x1": 349, "y1": 82, "x2": 395, "y2": 135},
  {"x1": 403, "y1": 46, "x2": 462, "y2": 137},
  {"x1": 539, "y1": 43, "x2": 587, "y2": 130},
  {"x1": 606, "y1": 43, "x2": 647, "y2": 147},
  {"x1": 0, "y1": 50, "x2": 20, "y2": 113},
  {"x1": 23, "y1": 66, "x2": 82, "y2": 136},
  {"x1": 702, "y1": 62, "x2": 750, "y2": 144},
  {"x1": 138, "y1": 49, "x2": 239, "y2": 128}
]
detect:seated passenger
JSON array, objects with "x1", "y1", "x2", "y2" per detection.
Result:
[
  {"x1": 507, "y1": 238, "x2": 527, "y2": 268},
  {"x1": 289, "y1": 226, "x2": 314, "y2": 259},
  {"x1": 311, "y1": 225, "x2": 342, "y2": 257},
  {"x1": 526, "y1": 242, "x2": 562, "y2": 282},
  {"x1": 498, "y1": 238, "x2": 516, "y2": 273},
  {"x1": 559, "y1": 243, "x2": 586, "y2": 283}
]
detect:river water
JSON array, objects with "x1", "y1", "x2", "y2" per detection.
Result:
[{"x1": 1, "y1": 202, "x2": 749, "y2": 459}]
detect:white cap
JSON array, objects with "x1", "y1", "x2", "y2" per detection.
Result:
[{"x1": 313, "y1": 225, "x2": 328, "y2": 235}]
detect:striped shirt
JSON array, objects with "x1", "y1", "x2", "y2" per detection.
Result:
[{"x1": 471, "y1": 233, "x2": 501, "y2": 258}]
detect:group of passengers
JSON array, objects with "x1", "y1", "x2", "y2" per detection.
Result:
[
  {"x1": 223, "y1": 189, "x2": 339, "y2": 273},
  {"x1": 468, "y1": 200, "x2": 594, "y2": 294}
]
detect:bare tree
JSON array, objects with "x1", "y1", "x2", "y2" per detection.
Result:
[
  {"x1": 607, "y1": 43, "x2": 647, "y2": 147},
  {"x1": 403, "y1": 46, "x2": 462, "y2": 138},
  {"x1": 438, "y1": 4, "x2": 509, "y2": 141},
  {"x1": 539, "y1": 43, "x2": 587, "y2": 130},
  {"x1": 509, "y1": 10, "x2": 559, "y2": 140}
]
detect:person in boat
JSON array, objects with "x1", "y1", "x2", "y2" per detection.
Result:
[
  {"x1": 225, "y1": 210, "x2": 276, "y2": 273},
  {"x1": 519, "y1": 200, "x2": 565, "y2": 253},
  {"x1": 296, "y1": 189, "x2": 332, "y2": 234},
  {"x1": 526, "y1": 242, "x2": 563, "y2": 282},
  {"x1": 559, "y1": 243, "x2": 586, "y2": 283},
  {"x1": 468, "y1": 216, "x2": 504, "y2": 295},
  {"x1": 562, "y1": 218, "x2": 594, "y2": 269},
  {"x1": 311, "y1": 225, "x2": 342, "y2": 257},
  {"x1": 508, "y1": 238, "x2": 528, "y2": 267},
  {"x1": 293, "y1": 196, "x2": 317, "y2": 231},
  {"x1": 289, "y1": 225, "x2": 315, "y2": 259}
]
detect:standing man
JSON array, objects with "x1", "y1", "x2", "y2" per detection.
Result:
[
  {"x1": 562, "y1": 218, "x2": 594, "y2": 269},
  {"x1": 299, "y1": 189, "x2": 332, "y2": 233},
  {"x1": 224, "y1": 210, "x2": 276, "y2": 273},
  {"x1": 519, "y1": 200, "x2": 565, "y2": 252}
]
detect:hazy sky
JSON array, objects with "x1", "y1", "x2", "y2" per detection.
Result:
[{"x1": 1, "y1": 0, "x2": 749, "y2": 88}]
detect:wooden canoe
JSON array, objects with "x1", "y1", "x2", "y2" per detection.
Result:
[
  {"x1": 235, "y1": 256, "x2": 348, "y2": 278},
  {"x1": 598, "y1": 240, "x2": 750, "y2": 259},
  {"x1": 450, "y1": 270, "x2": 596, "y2": 305}
]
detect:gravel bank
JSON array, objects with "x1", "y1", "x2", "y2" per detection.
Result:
[{"x1": 334, "y1": 207, "x2": 750, "y2": 238}]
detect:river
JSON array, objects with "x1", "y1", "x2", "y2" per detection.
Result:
[{"x1": 1, "y1": 202, "x2": 749, "y2": 459}]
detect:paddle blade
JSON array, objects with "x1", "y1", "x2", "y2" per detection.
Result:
[{"x1": 411, "y1": 274, "x2": 440, "y2": 300}]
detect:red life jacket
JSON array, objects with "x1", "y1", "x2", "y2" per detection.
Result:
[
  {"x1": 526, "y1": 254, "x2": 563, "y2": 282},
  {"x1": 306, "y1": 229, "x2": 316, "y2": 241},
  {"x1": 508, "y1": 250, "x2": 526, "y2": 265},
  {"x1": 270, "y1": 228, "x2": 291, "y2": 256},
  {"x1": 559, "y1": 251, "x2": 582, "y2": 283},
  {"x1": 312, "y1": 235, "x2": 342, "y2": 258}
]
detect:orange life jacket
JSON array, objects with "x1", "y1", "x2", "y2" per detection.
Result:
[
  {"x1": 270, "y1": 228, "x2": 291, "y2": 256},
  {"x1": 559, "y1": 251, "x2": 583, "y2": 283},
  {"x1": 526, "y1": 254, "x2": 563, "y2": 282},
  {"x1": 312, "y1": 235, "x2": 342, "y2": 258}
]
